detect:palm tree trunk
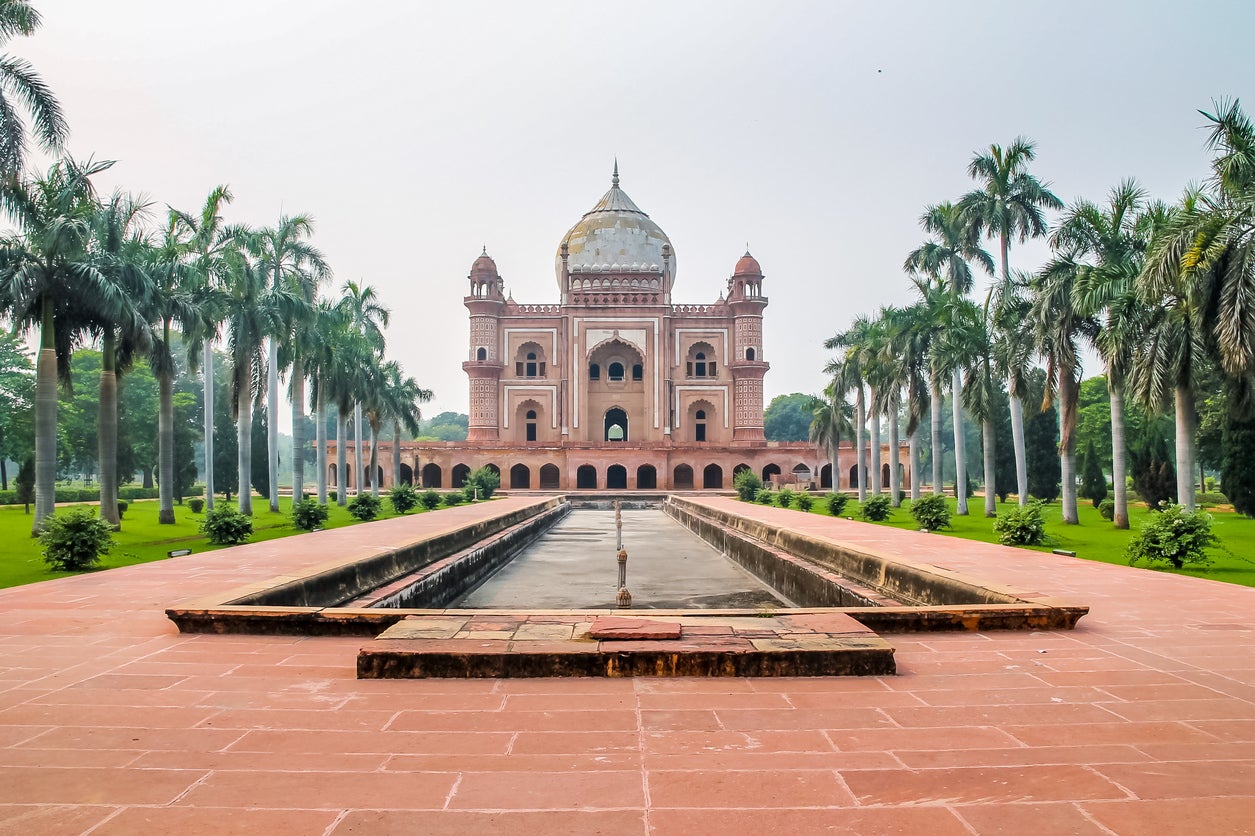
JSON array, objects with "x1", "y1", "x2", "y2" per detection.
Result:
[
  {"x1": 1009, "y1": 389, "x2": 1028, "y2": 506},
  {"x1": 1059, "y1": 365, "x2": 1079, "y2": 524},
  {"x1": 855, "y1": 389, "x2": 866, "y2": 502},
  {"x1": 33, "y1": 300, "x2": 56, "y2": 533},
  {"x1": 290, "y1": 358, "x2": 305, "y2": 501},
  {"x1": 316, "y1": 386, "x2": 327, "y2": 505},
  {"x1": 237, "y1": 373, "x2": 253, "y2": 516},
  {"x1": 952, "y1": 369, "x2": 968, "y2": 515},
  {"x1": 203, "y1": 338, "x2": 215, "y2": 511},
  {"x1": 158, "y1": 344, "x2": 175, "y2": 524},
  {"x1": 1175, "y1": 385, "x2": 1196, "y2": 511},
  {"x1": 888, "y1": 389, "x2": 901, "y2": 506},
  {"x1": 930, "y1": 379, "x2": 943, "y2": 494},
  {"x1": 353, "y1": 401, "x2": 364, "y2": 495},
  {"x1": 869, "y1": 387, "x2": 882, "y2": 495},
  {"x1": 1109, "y1": 372, "x2": 1129, "y2": 529},
  {"x1": 982, "y1": 417, "x2": 997, "y2": 517},
  {"x1": 99, "y1": 331, "x2": 120, "y2": 529},
  {"x1": 392, "y1": 419, "x2": 402, "y2": 486},
  {"x1": 266, "y1": 340, "x2": 279, "y2": 512},
  {"x1": 909, "y1": 429, "x2": 920, "y2": 502},
  {"x1": 336, "y1": 410, "x2": 348, "y2": 506}
]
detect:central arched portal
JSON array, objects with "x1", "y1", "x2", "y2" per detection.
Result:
[
  {"x1": 607, "y1": 464, "x2": 627, "y2": 489},
  {"x1": 604, "y1": 407, "x2": 627, "y2": 442}
]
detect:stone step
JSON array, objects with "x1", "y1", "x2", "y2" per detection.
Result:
[{"x1": 356, "y1": 612, "x2": 896, "y2": 678}]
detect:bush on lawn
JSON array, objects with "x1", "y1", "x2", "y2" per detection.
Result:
[
  {"x1": 910, "y1": 493, "x2": 951, "y2": 530},
  {"x1": 860, "y1": 494, "x2": 893, "y2": 522},
  {"x1": 389, "y1": 483, "x2": 418, "y2": 515},
  {"x1": 188, "y1": 498, "x2": 205, "y2": 513},
  {"x1": 347, "y1": 493, "x2": 382, "y2": 521},
  {"x1": 826, "y1": 492, "x2": 849, "y2": 516},
  {"x1": 420, "y1": 489, "x2": 442, "y2": 510},
  {"x1": 992, "y1": 500, "x2": 1046, "y2": 546},
  {"x1": 1126, "y1": 504, "x2": 1217, "y2": 569},
  {"x1": 291, "y1": 498, "x2": 329, "y2": 531},
  {"x1": 734, "y1": 468, "x2": 762, "y2": 501},
  {"x1": 200, "y1": 506, "x2": 253, "y2": 545},
  {"x1": 795, "y1": 493, "x2": 814, "y2": 512},
  {"x1": 40, "y1": 507, "x2": 114, "y2": 571}
]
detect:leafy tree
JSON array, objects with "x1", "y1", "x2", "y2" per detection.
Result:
[
  {"x1": 1075, "y1": 377, "x2": 1112, "y2": 473},
  {"x1": 250, "y1": 405, "x2": 270, "y2": 506},
  {"x1": 0, "y1": 332, "x2": 34, "y2": 489},
  {"x1": 763, "y1": 393, "x2": 814, "y2": 442},
  {"x1": 1221, "y1": 413, "x2": 1255, "y2": 516},
  {"x1": 1129, "y1": 432, "x2": 1176, "y2": 508},
  {"x1": 419, "y1": 411, "x2": 468, "y2": 441},
  {"x1": 170, "y1": 391, "x2": 199, "y2": 502},
  {"x1": 15, "y1": 455, "x2": 33, "y2": 512},
  {"x1": 0, "y1": 1, "x2": 69, "y2": 177},
  {"x1": 1079, "y1": 439, "x2": 1108, "y2": 507},
  {"x1": 733, "y1": 467, "x2": 761, "y2": 501},
  {"x1": 464, "y1": 465, "x2": 500, "y2": 501},
  {"x1": 1024, "y1": 369, "x2": 1061, "y2": 502}
]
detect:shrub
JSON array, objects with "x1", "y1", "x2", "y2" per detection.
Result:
[
  {"x1": 39, "y1": 507, "x2": 114, "y2": 571},
  {"x1": 200, "y1": 506, "x2": 253, "y2": 545},
  {"x1": 755, "y1": 488, "x2": 774, "y2": 504},
  {"x1": 329, "y1": 490, "x2": 338, "y2": 503},
  {"x1": 733, "y1": 468, "x2": 762, "y2": 501},
  {"x1": 992, "y1": 500, "x2": 1046, "y2": 546},
  {"x1": 347, "y1": 493, "x2": 382, "y2": 521},
  {"x1": 795, "y1": 493, "x2": 814, "y2": 512},
  {"x1": 116, "y1": 500, "x2": 128, "y2": 519},
  {"x1": 15, "y1": 457, "x2": 34, "y2": 511},
  {"x1": 390, "y1": 483, "x2": 418, "y2": 514},
  {"x1": 291, "y1": 498, "x2": 329, "y2": 531},
  {"x1": 826, "y1": 492, "x2": 848, "y2": 516},
  {"x1": 776, "y1": 488, "x2": 795, "y2": 508},
  {"x1": 443, "y1": 491, "x2": 465, "y2": 506},
  {"x1": 1098, "y1": 498, "x2": 1115, "y2": 521},
  {"x1": 188, "y1": 498, "x2": 205, "y2": 513},
  {"x1": 860, "y1": 494, "x2": 893, "y2": 522},
  {"x1": 1126, "y1": 504, "x2": 1217, "y2": 569},
  {"x1": 119, "y1": 487, "x2": 162, "y2": 501},
  {"x1": 463, "y1": 466, "x2": 500, "y2": 501},
  {"x1": 420, "y1": 489, "x2": 442, "y2": 510},
  {"x1": 910, "y1": 493, "x2": 951, "y2": 530}
]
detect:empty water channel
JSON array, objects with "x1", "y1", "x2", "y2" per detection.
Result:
[{"x1": 455, "y1": 507, "x2": 788, "y2": 609}]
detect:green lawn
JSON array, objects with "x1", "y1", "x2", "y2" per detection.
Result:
[
  {"x1": 0, "y1": 494, "x2": 448, "y2": 590},
  {"x1": 792, "y1": 492, "x2": 1255, "y2": 588}
]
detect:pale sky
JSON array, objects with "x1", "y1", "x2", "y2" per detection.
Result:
[{"x1": 16, "y1": 0, "x2": 1255, "y2": 428}]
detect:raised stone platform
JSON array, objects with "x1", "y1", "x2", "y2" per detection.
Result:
[{"x1": 358, "y1": 611, "x2": 896, "y2": 678}]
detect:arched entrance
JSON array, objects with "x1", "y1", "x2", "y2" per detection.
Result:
[
  {"x1": 703, "y1": 464, "x2": 723, "y2": 489},
  {"x1": 882, "y1": 463, "x2": 891, "y2": 487},
  {"x1": 636, "y1": 464, "x2": 657, "y2": 489},
  {"x1": 762, "y1": 463, "x2": 781, "y2": 485},
  {"x1": 421, "y1": 463, "x2": 441, "y2": 488},
  {"x1": 510, "y1": 463, "x2": 530, "y2": 489},
  {"x1": 607, "y1": 465, "x2": 627, "y2": 489},
  {"x1": 792, "y1": 463, "x2": 811, "y2": 485},
  {"x1": 539, "y1": 464, "x2": 560, "y2": 489},
  {"x1": 452, "y1": 464, "x2": 470, "y2": 489},
  {"x1": 328, "y1": 463, "x2": 337, "y2": 487},
  {"x1": 673, "y1": 464, "x2": 694, "y2": 490},
  {"x1": 849, "y1": 464, "x2": 859, "y2": 488},
  {"x1": 820, "y1": 463, "x2": 832, "y2": 489},
  {"x1": 604, "y1": 407, "x2": 627, "y2": 442},
  {"x1": 576, "y1": 465, "x2": 597, "y2": 489},
  {"x1": 399, "y1": 463, "x2": 413, "y2": 485}
]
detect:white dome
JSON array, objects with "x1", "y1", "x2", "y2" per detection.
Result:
[{"x1": 556, "y1": 165, "x2": 674, "y2": 290}]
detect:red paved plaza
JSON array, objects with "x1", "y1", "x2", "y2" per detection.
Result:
[{"x1": 1, "y1": 495, "x2": 1253, "y2": 834}]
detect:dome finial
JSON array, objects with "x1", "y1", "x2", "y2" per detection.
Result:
[
  {"x1": 481, "y1": 244, "x2": 487, "y2": 256},
  {"x1": 612, "y1": 158, "x2": 619, "y2": 188}
]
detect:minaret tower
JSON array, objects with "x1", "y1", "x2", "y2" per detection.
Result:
[
  {"x1": 463, "y1": 248, "x2": 505, "y2": 441},
  {"x1": 727, "y1": 251, "x2": 769, "y2": 441}
]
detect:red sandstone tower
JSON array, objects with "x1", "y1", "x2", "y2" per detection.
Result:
[
  {"x1": 463, "y1": 249, "x2": 504, "y2": 442},
  {"x1": 727, "y1": 252, "x2": 769, "y2": 441}
]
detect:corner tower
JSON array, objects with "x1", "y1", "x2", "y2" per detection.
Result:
[
  {"x1": 727, "y1": 251, "x2": 769, "y2": 441},
  {"x1": 463, "y1": 249, "x2": 505, "y2": 441}
]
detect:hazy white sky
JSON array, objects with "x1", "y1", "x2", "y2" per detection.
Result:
[{"x1": 17, "y1": 0, "x2": 1255, "y2": 427}]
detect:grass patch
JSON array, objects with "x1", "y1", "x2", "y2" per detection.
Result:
[
  {"x1": 0, "y1": 494, "x2": 444, "y2": 590},
  {"x1": 780, "y1": 492, "x2": 1255, "y2": 588}
]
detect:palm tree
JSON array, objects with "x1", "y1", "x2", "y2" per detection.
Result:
[
  {"x1": 958, "y1": 138, "x2": 1063, "y2": 508},
  {"x1": 220, "y1": 249, "x2": 303, "y2": 515},
  {"x1": 0, "y1": 1, "x2": 68, "y2": 178},
  {"x1": 886, "y1": 302, "x2": 932, "y2": 502},
  {"x1": 337, "y1": 280, "x2": 389, "y2": 494},
  {"x1": 905, "y1": 277, "x2": 951, "y2": 495},
  {"x1": 86, "y1": 193, "x2": 153, "y2": 528},
  {"x1": 905, "y1": 202, "x2": 994, "y2": 513},
  {"x1": 252, "y1": 215, "x2": 329, "y2": 511},
  {"x1": 0, "y1": 156, "x2": 111, "y2": 531},
  {"x1": 169, "y1": 186, "x2": 241, "y2": 511},
  {"x1": 144, "y1": 215, "x2": 223, "y2": 523},
  {"x1": 809, "y1": 386, "x2": 852, "y2": 491},
  {"x1": 934, "y1": 297, "x2": 999, "y2": 516},
  {"x1": 1061, "y1": 181, "x2": 1152, "y2": 528},
  {"x1": 364, "y1": 361, "x2": 430, "y2": 495}
]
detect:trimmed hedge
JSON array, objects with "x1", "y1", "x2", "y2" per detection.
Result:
[{"x1": 0, "y1": 484, "x2": 205, "y2": 505}]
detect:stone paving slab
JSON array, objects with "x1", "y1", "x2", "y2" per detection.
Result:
[
  {"x1": 359, "y1": 612, "x2": 896, "y2": 678},
  {"x1": 2, "y1": 494, "x2": 1255, "y2": 830}
]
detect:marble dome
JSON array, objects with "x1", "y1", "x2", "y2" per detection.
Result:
[{"x1": 556, "y1": 164, "x2": 674, "y2": 289}]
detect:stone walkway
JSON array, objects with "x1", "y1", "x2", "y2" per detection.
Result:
[{"x1": 1, "y1": 495, "x2": 1254, "y2": 834}]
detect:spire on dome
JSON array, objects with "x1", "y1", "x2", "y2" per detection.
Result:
[
  {"x1": 481, "y1": 244, "x2": 487, "y2": 256},
  {"x1": 612, "y1": 158, "x2": 619, "y2": 188}
]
